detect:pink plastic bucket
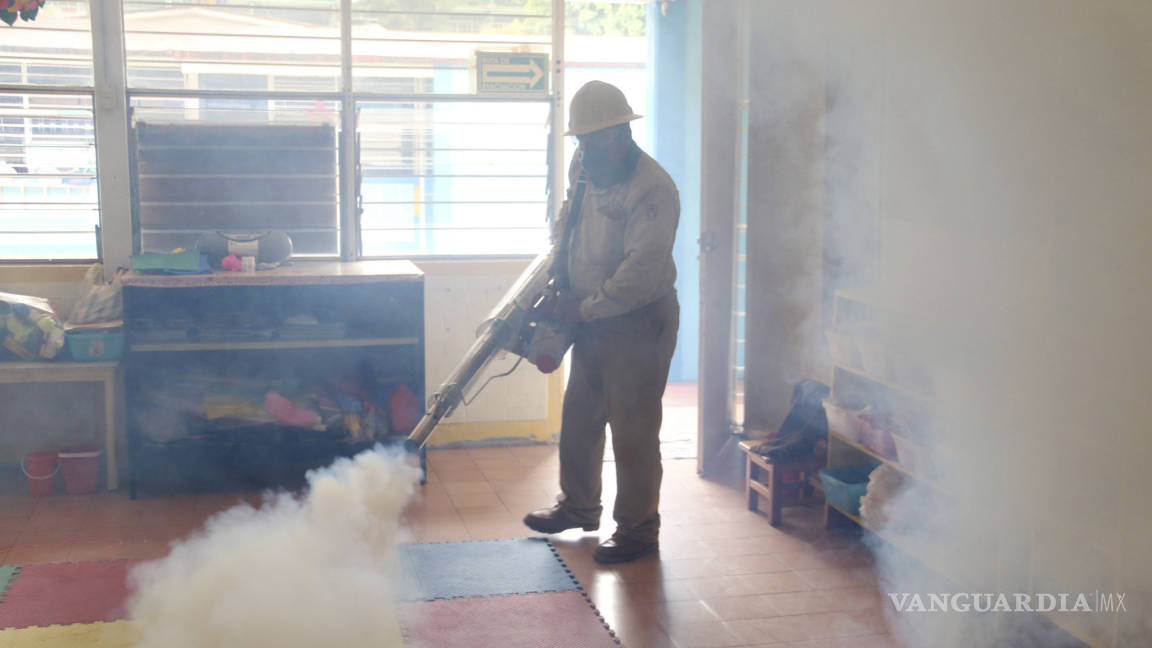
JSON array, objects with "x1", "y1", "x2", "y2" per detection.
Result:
[
  {"x1": 22, "y1": 451, "x2": 59, "y2": 497},
  {"x1": 59, "y1": 445, "x2": 102, "y2": 494}
]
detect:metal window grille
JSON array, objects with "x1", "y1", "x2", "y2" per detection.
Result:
[{"x1": 0, "y1": 1, "x2": 97, "y2": 261}]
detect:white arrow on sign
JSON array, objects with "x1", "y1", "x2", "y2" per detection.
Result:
[{"x1": 481, "y1": 58, "x2": 545, "y2": 88}]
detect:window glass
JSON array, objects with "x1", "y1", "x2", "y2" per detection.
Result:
[
  {"x1": 0, "y1": 1, "x2": 97, "y2": 261},
  {"x1": 124, "y1": 0, "x2": 341, "y2": 93},
  {"x1": 359, "y1": 99, "x2": 550, "y2": 256},
  {"x1": 0, "y1": 93, "x2": 98, "y2": 261}
]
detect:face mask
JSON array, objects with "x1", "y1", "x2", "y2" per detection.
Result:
[{"x1": 579, "y1": 146, "x2": 616, "y2": 181}]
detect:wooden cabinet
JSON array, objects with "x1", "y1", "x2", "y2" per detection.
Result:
[
  {"x1": 823, "y1": 290, "x2": 979, "y2": 581},
  {"x1": 122, "y1": 261, "x2": 424, "y2": 496},
  {"x1": 822, "y1": 290, "x2": 1110, "y2": 647}
]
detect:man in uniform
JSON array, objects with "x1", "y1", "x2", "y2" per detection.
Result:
[{"x1": 523, "y1": 81, "x2": 680, "y2": 564}]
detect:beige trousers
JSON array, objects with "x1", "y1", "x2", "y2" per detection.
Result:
[{"x1": 557, "y1": 291, "x2": 679, "y2": 543}]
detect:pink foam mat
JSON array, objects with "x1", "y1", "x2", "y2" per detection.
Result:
[{"x1": 0, "y1": 560, "x2": 136, "y2": 629}]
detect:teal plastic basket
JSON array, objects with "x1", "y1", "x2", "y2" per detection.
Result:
[
  {"x1": 819, "y1": 464, "x2": 878, "y2": 516},
  {"x1": 66, "y1": 331, "x2": 124, "y2": 361}
]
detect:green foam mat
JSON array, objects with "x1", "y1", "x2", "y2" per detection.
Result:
[{"x1": 0, "y1": 565, "x2": 20, "y2": 602}]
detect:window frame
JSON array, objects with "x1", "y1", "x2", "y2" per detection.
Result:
[
  {"x1": 123, "y1": 0, "x2": 566, "y2": 262},
  {"x1": 4, "y1": 0, "x2": 572, "y2": 264}
]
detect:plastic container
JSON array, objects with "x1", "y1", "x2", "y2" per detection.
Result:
[
  {"x1": 858, "y1": 412, "x2": 900, "y2": 460},
  {"x1": 819, "y1": 464, "x2": 878, "y2": 516},
  {"x1": 891, "y1": 433, "x2": 934, "y2": 477},
  {"x1": 66, "y1": 331, "x2": 124, "y2": 361},
  {"x1": 59, "y1": 444, "x2": 102, "y2": 494},
  {"x1": 22, "y1": 451, "x2": 59, "y2": 496},
  {"x1": 823, "y1": 398, "x2": 865, "y2": 443}
]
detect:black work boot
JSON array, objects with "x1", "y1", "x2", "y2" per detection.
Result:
[
  {"x1": 593, "y1": 534, "x2": 658, "y2": 564},
  {"x1": 523, "y1": 506, "x2": 599, "y2": 534}
]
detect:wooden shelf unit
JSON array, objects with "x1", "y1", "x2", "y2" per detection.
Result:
[
  {"x1": 129, "y1": 337, "x2": 419, "y2": 353},
  {"x1": 825, "y1": 291, "x2": 960, "y2": 576},
  {"x1": 827, "y1": 429, "x2": 950, "y2": 496},
  {"x1": 832, "y1": 362, "x2": 933, "y2": 405},
  {"x1": 824, "y1": 289, "x2": 1110, "y2": 648},
  {"x1": 121, "y1": 261, "x2": 425, "y2": 496},
  {"x1": 0, "y1": 361, "x2": 122, "y2": 490}
]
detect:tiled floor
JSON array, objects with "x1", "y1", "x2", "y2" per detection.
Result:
[{"x1": 0, "y1": 445, "x2": 899, "y2": 647}]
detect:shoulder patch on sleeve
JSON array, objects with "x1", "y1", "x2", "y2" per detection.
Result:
[{"x1": 646, "y1": 204, "x2": 659, "y2": 220}]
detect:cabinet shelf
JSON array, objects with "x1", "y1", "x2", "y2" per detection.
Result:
[
  {"x1": 833, "y1": 363, "x2": 933, "y2": 404},
  {"x1": 129, "y1": 337, "x2": 419, "y2": 353},
  {"x1": 123, "y1": 262, "x2": 425, "y2": 496},
  {"x1": 833, "y1": 288, "x2": 920, "y2": 320},
  {"x1": 828, "y1": 430, "x2": 951, "y2": 497}
]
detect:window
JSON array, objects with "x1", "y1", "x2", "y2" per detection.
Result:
[
  {"x1": 130, "y1": 98, "x2": 342, "y2": 256},
  {"x1": 0, "y1": 1, "x2": 97, "y2": 261},
  {"x1": 123, "y1": 0, "x2": 341, "y2": 94},
  {"x1": 4, "y1": 1, "x2": 650, "y2": 260},
  {"x1": 358, "y1": 99, "x2": 550, "y2": 256},
  {"x1": 351, "y1": 1, "x2": 554, "y2": 256},
  {"x1": 123, "y1": 0, "x2": 344, "y2": 255}
]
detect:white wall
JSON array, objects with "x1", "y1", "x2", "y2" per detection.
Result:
[{"x1": 751, "y1": 1, "x2": 1152, "y2": 645}]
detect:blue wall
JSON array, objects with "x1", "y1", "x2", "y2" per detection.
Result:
[{"x1": 647, "y1": 0, "x2": 702, "y2": 383}]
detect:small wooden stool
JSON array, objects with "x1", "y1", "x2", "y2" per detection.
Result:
[{"x1": 739, "y1": 440, "x2": 825, "y2": 526}]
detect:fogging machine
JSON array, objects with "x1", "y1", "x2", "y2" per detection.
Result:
[
  {"x1": 406, "y1": 178, "x2": 588, "y2": 450},
  {"x1": 406, "y1": 251, "x2": 573, "y2": 449}
]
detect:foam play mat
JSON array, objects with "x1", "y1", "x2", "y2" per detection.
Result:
[
  {"x1": 0, "y1": 566, "x2": 18, "y2": 602},
  {"x1": 400, "y1": 591, "x2": 619, "y2": 648},
  {"x1": 397, "y1": 538, "x2": 582, "y2": 601},
  {"x1": 0, "y1": 561, "x2": 135, "y2": 630},
  {"x1": 0, "y1": 539, "x2": 620, "y2": 647}
]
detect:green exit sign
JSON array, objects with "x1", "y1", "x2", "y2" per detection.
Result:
[{"x1": 476, "y1": 52, "x2": 549, "y2": 94}]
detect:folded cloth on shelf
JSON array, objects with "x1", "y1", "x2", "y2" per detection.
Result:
[
  {"x1": 264, "y1": 391, "x2": 321, "y2": 428},
  {"x1": 131, "y1": 250, "x2": 211, "y2": 274},
  {"x1": 203, "y1": 394, "x2": 276, "y2": 424}
]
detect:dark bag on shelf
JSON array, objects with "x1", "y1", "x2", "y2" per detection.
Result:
[{"x1": 750, "y1": 379, "x2": 830, "y2": 461}]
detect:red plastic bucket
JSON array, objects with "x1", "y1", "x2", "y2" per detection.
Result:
[
  {"x1": 22, "y1": 451, "x2": 59, "y2": 497},
  {"x1": 59, "y1": 445, "x2": 102, "y2": 495}
]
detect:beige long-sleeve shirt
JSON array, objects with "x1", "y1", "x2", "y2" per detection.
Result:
[{"x1": 552, "y1": 149, "x2": 680, "y2": 321}]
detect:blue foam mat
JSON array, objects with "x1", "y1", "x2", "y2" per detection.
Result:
[{"x1": 396, "y1": 538, "x2": 580, "y2": 601}]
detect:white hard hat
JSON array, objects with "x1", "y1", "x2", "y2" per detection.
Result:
[{"x1": 565, "y1": 80, "x2": 642, "y2": 137}]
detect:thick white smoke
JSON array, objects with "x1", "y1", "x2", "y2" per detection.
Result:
[
  {"x1": 751, "y1": 0, "x2": 1151, "y2": 646},
  {"x1": 127, "y1": 447, "x2": 421, "y2": 647}
]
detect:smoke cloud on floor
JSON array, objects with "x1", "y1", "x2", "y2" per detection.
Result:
[{"x1": 126, "y1": 447, "x2": 421, "y2": 647}]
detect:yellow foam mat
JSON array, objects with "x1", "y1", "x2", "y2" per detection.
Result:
[{"x1": 0, "y1": 621, "x2": 138, "y2": 647}]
